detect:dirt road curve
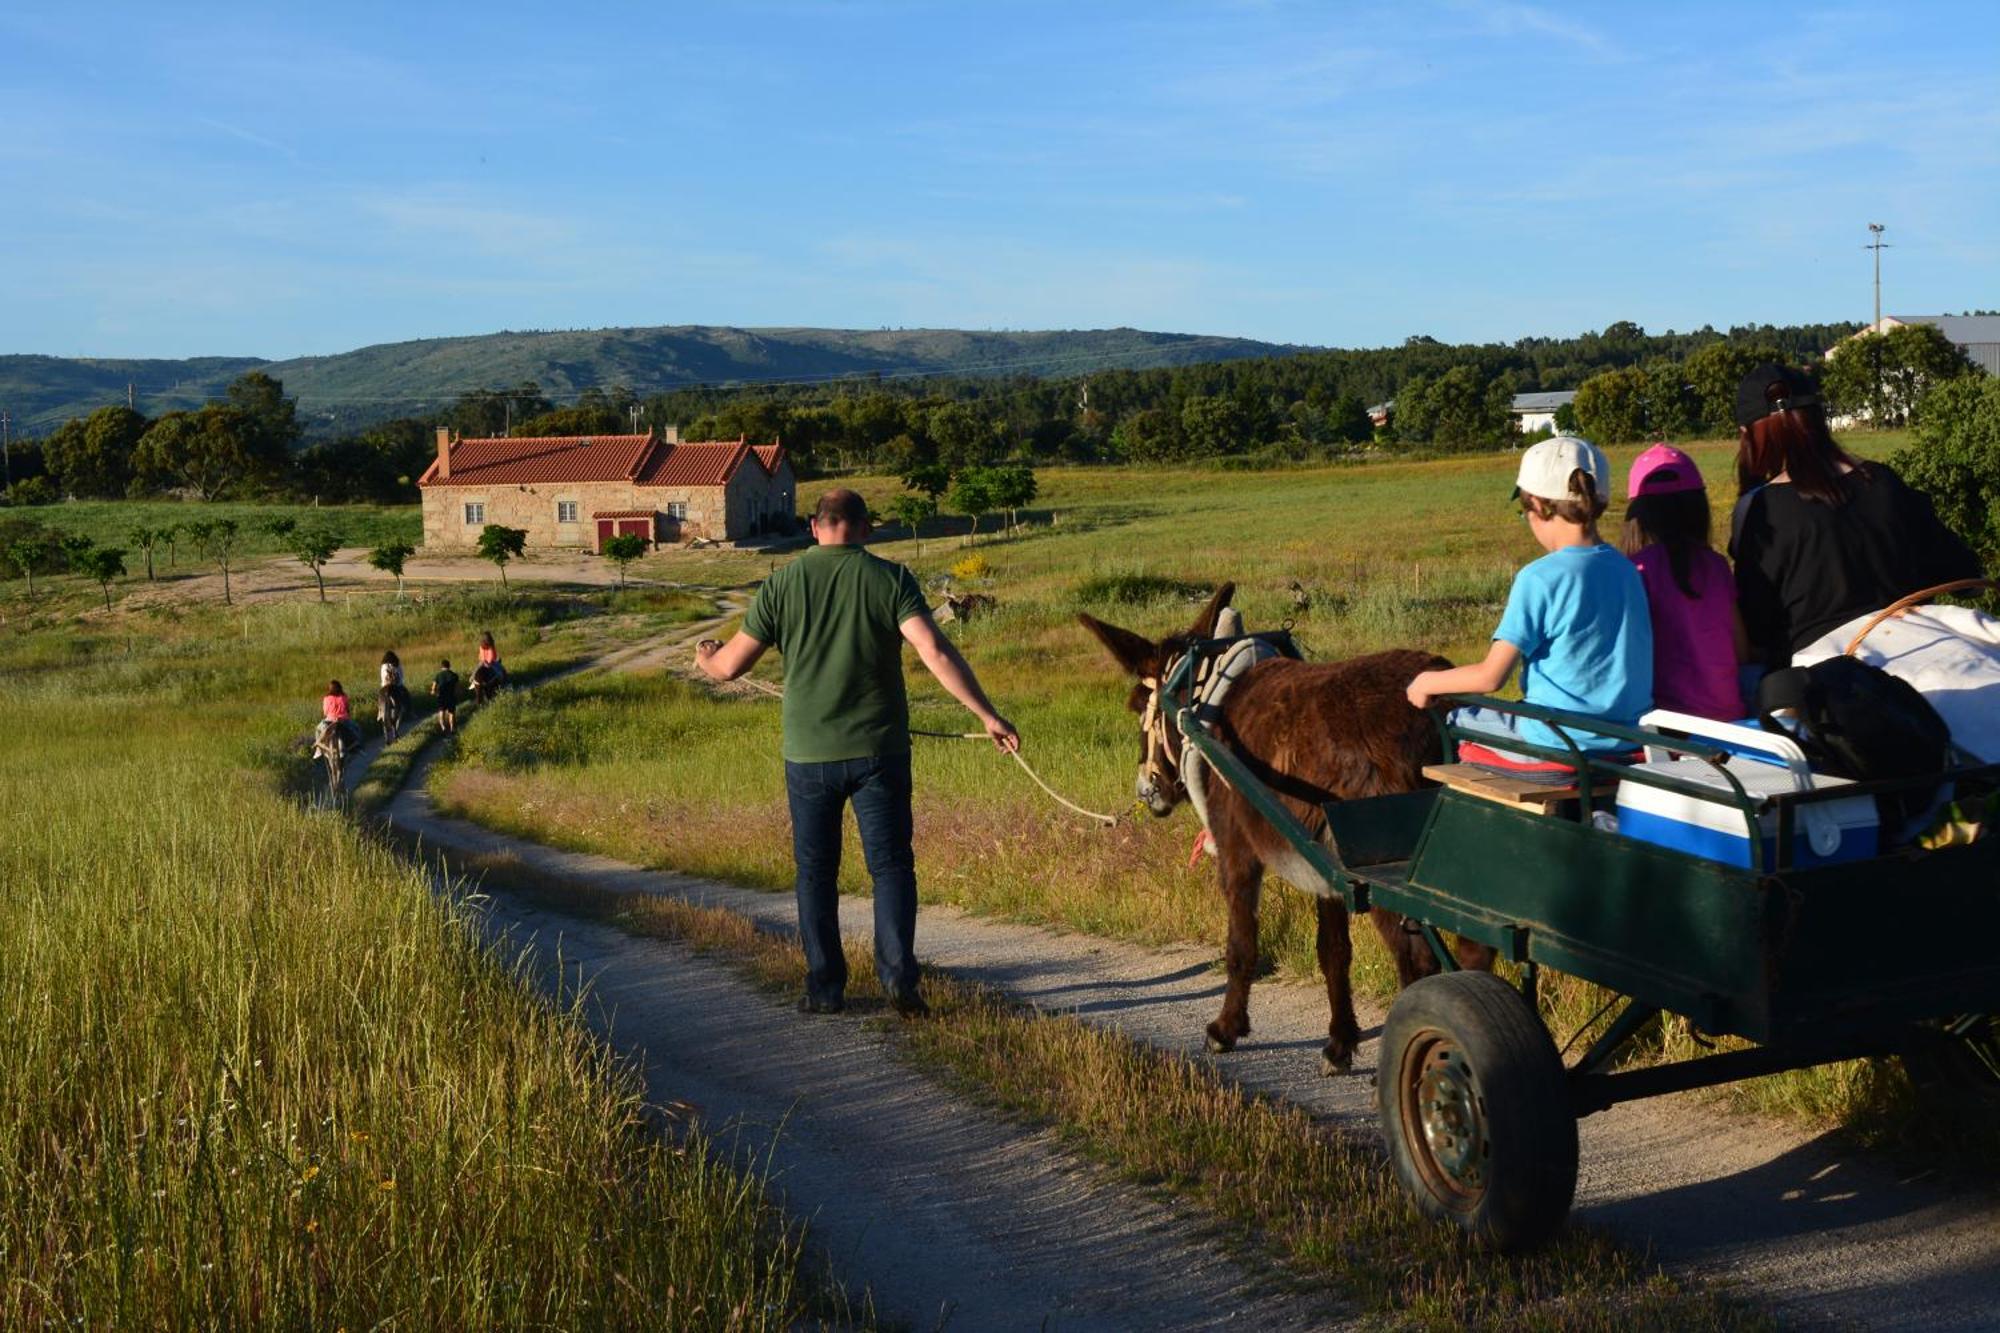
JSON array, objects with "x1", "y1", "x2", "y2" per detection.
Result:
[{"x1": 369, "y1": 623, "x2": 2000, "y2": 1331}]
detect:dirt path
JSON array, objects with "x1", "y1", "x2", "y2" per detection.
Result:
[
  {"x1": 375, "y1": 630, "x2": 2000, "y2": 1330},
  {"x1": 359, "y1": 609, "x2": 1350, "y2": 1328}
]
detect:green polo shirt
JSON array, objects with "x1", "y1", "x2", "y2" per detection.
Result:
[{"x1": 742, "y1": 544, "x2": 930, "y2": 762}]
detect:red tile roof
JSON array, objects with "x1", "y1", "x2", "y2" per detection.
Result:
[
  {"x1": 419, "y1": 434, "x2": 652, "y2": 487},
  {"x1": 636, "y1": 439, "x2": 753, "y2": 487},
  {"x1": 421, "y1": 432, "x2": 787, "y2": 489},
  {"x1": 592, "y1": 509, "x2": 657, "y2": 520}
]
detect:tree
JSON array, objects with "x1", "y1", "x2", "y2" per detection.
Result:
[
  {"x1": 927, "y1": 402, "x2": 999, "y2": 470},
  {"x1": 1641, "y1": 359, "x2": 1700, "y2": 440},
  {"x1": 1394, "y1": 366, "x2": 1511, "y2": 448},
  {"x1": 1891, "y1": 376, "x2": 2000, "y2": 567},
  {"x1": 368, "y1": 541, "x2": 416, "y2": 597},
  {"x1": 602, "y1": 532, "x2": 648, "y2": 589},
  {"x1": 1179, "y1": 394, "x2": 1250, "y2": 458},
  {"x1": 263, "y1": 515, "x2": 298, "y2": 542},
  {"x1": 885, "y1": 492, "x2": 938, "y2": 555},
  {"x1": 45, "y1": 405, "x2": 148, "y2": 497},
  {"x1": 512, "y1": 404, "x2": 625, "y2": 438},
  {"x1": 290, "y1": 524, "x2": 343, "y2": 603},
  {"x1": 161, "y1": 522, "x2": 183, "y2": 570},
  {"x1": 58, "y1": 533, "x2": 96, "y2": 572},
  {"x1": 476, "y1": 524, "x2": 528, "y2": 587},
  {"x1": 1823, "y1": 323, "x2": 1974, "y2": 427},
  {"x1": 987, "y1": 465, "x2": 1038, "y2": 534},
  {"x1": 1109, "y1": 408, "x2": 1181, "y2": 462},
  {"x1": 1683, "y1": 341, "x2": 1777, "y2": 436},
  {"x1": 82, "y1": 547, "x2": 126, "y2": 610},
  {"x1": 2, "y1": 523, "x2": 61, "y2": 596},
  {"x1": 947, "y1": 468, "x2": 997, "y2": 542},
  {"x1": 133, "y1": 405, "x2": 275, "y2": 500},
  {"x1": 127, "y1": 525, "x2": 164, "y2": 581},
  {"x1": 187, "y1": 519, "x2": 242, "y2": 604},
  {"x1": 1573, "y1": 366, "x2": 1651, "y2": 444},
  {"x1": 225, "y1": 371, "x2": 303, "y2": 458},
  {"x1": 900, "y1": 463, "x2": 952, "y2": 504}
]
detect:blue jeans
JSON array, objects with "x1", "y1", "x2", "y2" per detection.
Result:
[{"x1": 784, "y1": 753, "x2": 919, "y2": 1005}]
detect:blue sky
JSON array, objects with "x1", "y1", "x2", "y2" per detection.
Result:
[{"x1": 4, "y1": 1, "x2": 1996, "y2": 359}]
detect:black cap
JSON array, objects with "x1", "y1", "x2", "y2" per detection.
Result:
[{"x1": 1735, "y1": 363, "x2": 1821, "y2": 427}]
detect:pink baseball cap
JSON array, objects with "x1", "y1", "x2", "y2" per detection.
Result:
[{"x1": 1626, "y1": 444, "x2": 1705, "y2": 499}]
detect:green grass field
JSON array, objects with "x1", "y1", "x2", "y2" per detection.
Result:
[
  {"x1": 430, "y1": 430, "x2": 1988, "y2": 1145},
  {"x1": 12, "y1": 498, "x2": 420, "y2": 557},
  {"x1": 0, "y1": 586, "x2": 821, "y2": 1328}
]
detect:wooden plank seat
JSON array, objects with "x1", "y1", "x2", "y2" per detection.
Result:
[{"x1": 1422, "y1": 762, "x2": 1612, "y2": 812}]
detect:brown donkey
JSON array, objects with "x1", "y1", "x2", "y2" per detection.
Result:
[{"x1": 1080, "y1": 584, "x2": 1494, "y2": 1074}]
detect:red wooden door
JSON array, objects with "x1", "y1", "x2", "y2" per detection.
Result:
[
  {"x1": 617, "y1": 519, "x2": 652, "y2": 545},
  {"x1": 596, "y1": 519, "x2": 616, "y2": 551}
]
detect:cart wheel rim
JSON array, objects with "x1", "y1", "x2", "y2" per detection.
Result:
[{"x1": 1399, "y1": 1029, "x2": 1487, "y2": 1207}]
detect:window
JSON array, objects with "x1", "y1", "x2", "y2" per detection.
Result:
[
  {"x1": 463, "y1": 502, "x2": 485, "y2": 525},
  {"x1": 556, "y1": 500, "x2": 579, "y2": 524},
  {"x1": 666, "y1": 501, "x2": 688, "y2": 521}
]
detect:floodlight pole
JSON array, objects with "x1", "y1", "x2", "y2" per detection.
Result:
[
  {"x1": 1866, "y1": 223, "x2": 1887, "y2": 331},
  {"x1": 1865, "y1": 223, "x2": 1890, "y2": 426}
]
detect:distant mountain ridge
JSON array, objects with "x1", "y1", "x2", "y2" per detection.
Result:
[{"x1": 1, "y1": 325, "x2": 1299, "y2": 438}]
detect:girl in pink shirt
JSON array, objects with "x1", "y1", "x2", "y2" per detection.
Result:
[{"x1": 1622, "y1": 445, "x2": 1749, "y2": 721}]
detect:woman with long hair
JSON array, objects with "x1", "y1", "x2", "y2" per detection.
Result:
[{"x1": 1728, "y1": 363, "x2": 1978, "y2": 668}]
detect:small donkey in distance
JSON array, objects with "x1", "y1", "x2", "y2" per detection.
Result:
[{"x1": 1080, "y1": 583, "x2": 1495, "y2": 1074}]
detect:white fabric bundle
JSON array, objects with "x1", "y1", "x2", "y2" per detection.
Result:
[{"x1": 1794, "y1": 604, "x2": 2000, "y2": 763}]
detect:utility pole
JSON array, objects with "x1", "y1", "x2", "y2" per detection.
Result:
[
  {"x1": 1865, "y1": 223, "x2": 1891, "y2": 425},
  {"x1": 629, "y1": 403, "x2": 642, "y2": 432},
  {"x1": 1865, "y1": 223, "x2": 1890, "y2": 331},
  {"x1": 127, "y1": 381, "x2": 135, "y2": 410},
  {"x1": 2, "y1": 409, "x2": 11, "y2": 490}
]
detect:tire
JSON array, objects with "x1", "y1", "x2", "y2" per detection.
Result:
[{"x1": 1378, "y1": 970, "x2": 1577, "y2": 1252}]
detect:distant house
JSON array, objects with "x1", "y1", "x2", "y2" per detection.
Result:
[
  {"x1": 1509, "y1": 390, "x2": 1576, "y2": 434},
  {"x1": 1838, "y1": 314, "x2": 2000, "y2": 376},
  {"x1": 1366, "y1": 400, "x2": 1394, "y2": 428},
  {"x1": 418, "y1": 427, "x2": 795, "y2": 552}
]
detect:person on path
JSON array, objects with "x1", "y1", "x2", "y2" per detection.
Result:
[
  {"x1": 319, "y1": 679, "x2": 361, "y2": 753},
  {"x1": 431, "y1": 658, "x2": 460, "y2": 734},
  {"x1": 697, "y1": 488, "x2": 1019, "y2": 1018}
]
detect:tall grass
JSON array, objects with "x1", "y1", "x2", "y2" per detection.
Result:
[{"x1": 0, "y1": 589, "x2": 814, "y2": 1328}]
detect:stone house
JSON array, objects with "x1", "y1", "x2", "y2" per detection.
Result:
[{"x1": 418, "y1": 427, "x2": 795, "y2": 551}]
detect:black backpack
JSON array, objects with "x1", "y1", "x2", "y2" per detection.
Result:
[{"x1": 1756, "y1": 656, "x2": 1953, "y2": 825}]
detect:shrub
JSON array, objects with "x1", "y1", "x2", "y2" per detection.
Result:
[
  {"x1": 1892, "y1": 376, "x2": 2000, "y2": 567},
  {"x1": 950, "y1": 553, "x2": 993, "y2": 582},
  {"x1": 1073, "y1": 572, "x2": 1209, "y2": 606}
]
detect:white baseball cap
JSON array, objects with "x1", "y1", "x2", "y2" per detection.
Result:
[{"x1": 1514, "y1": 434, "x2": 1608, "y2": 503}]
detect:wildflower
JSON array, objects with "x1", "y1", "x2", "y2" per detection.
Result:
[
  {"x1": 378, "y1": 1177, "x2": 396, "y2": 1192},
  {"x1": 350, "y1": 1130, "x2": 370, "y2": 1143},
  {"x1": 301, "y1": 1165, "x2": 321, "y2": 1183},
  {"x1": 305, "y1": 1219, "x2": 320, "y2": 1235}
]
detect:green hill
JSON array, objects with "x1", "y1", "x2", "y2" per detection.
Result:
[{"x1": 3, "y1": 325, "x2": 1296, "y2": 438}]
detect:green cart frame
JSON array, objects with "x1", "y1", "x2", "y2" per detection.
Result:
[{"x1": 1165, "y1": 651, "x2": 2000, "y2": 1250}]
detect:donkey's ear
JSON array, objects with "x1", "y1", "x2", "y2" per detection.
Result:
[
  {"x1": 1077, "y1": 613, "x2": 1159, "y2": 679},
  {"x1": 1189, "y1": 581, "x2": 1237, "y2": 639}
]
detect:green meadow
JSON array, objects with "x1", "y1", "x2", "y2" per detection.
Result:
[{"x1": 0, "y1": 584, "x2": 818, "y2": 1328}]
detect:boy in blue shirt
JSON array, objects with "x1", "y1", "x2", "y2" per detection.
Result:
[{"x1": 1406, "y1": 435, "x2": 1653, "y2": 760}]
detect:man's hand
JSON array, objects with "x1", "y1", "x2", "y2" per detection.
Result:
[
  {"x1": 697, "y1": 632, "x2": 769, "y2": 682},
  {"x1": 983, "y1": 713, "x2": 1021, "y2": 753}
]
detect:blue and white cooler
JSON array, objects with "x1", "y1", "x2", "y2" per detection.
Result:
[{"x1": 1613, "y1": 711, "x2": 1879, "y2": 871}]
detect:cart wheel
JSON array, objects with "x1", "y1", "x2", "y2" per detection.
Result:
[
  {"x1": 1902, "y1": 1015, "x2": 2000, "y2": 1107},
  {"x1": 1378, "y1": 970, "x2": 1577, "y2": 1252}
]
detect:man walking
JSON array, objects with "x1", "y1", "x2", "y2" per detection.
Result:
[{"x1": 697, "y1": 489, "x2": 1018, "y2": 1017}]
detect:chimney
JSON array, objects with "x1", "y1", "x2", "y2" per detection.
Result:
[
  {"x1": 662, "y1": 423, "x2": 680, "y2": 445},
  {"x1": 435, "y1": 426, "x2": 452, "y2": 480}
]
